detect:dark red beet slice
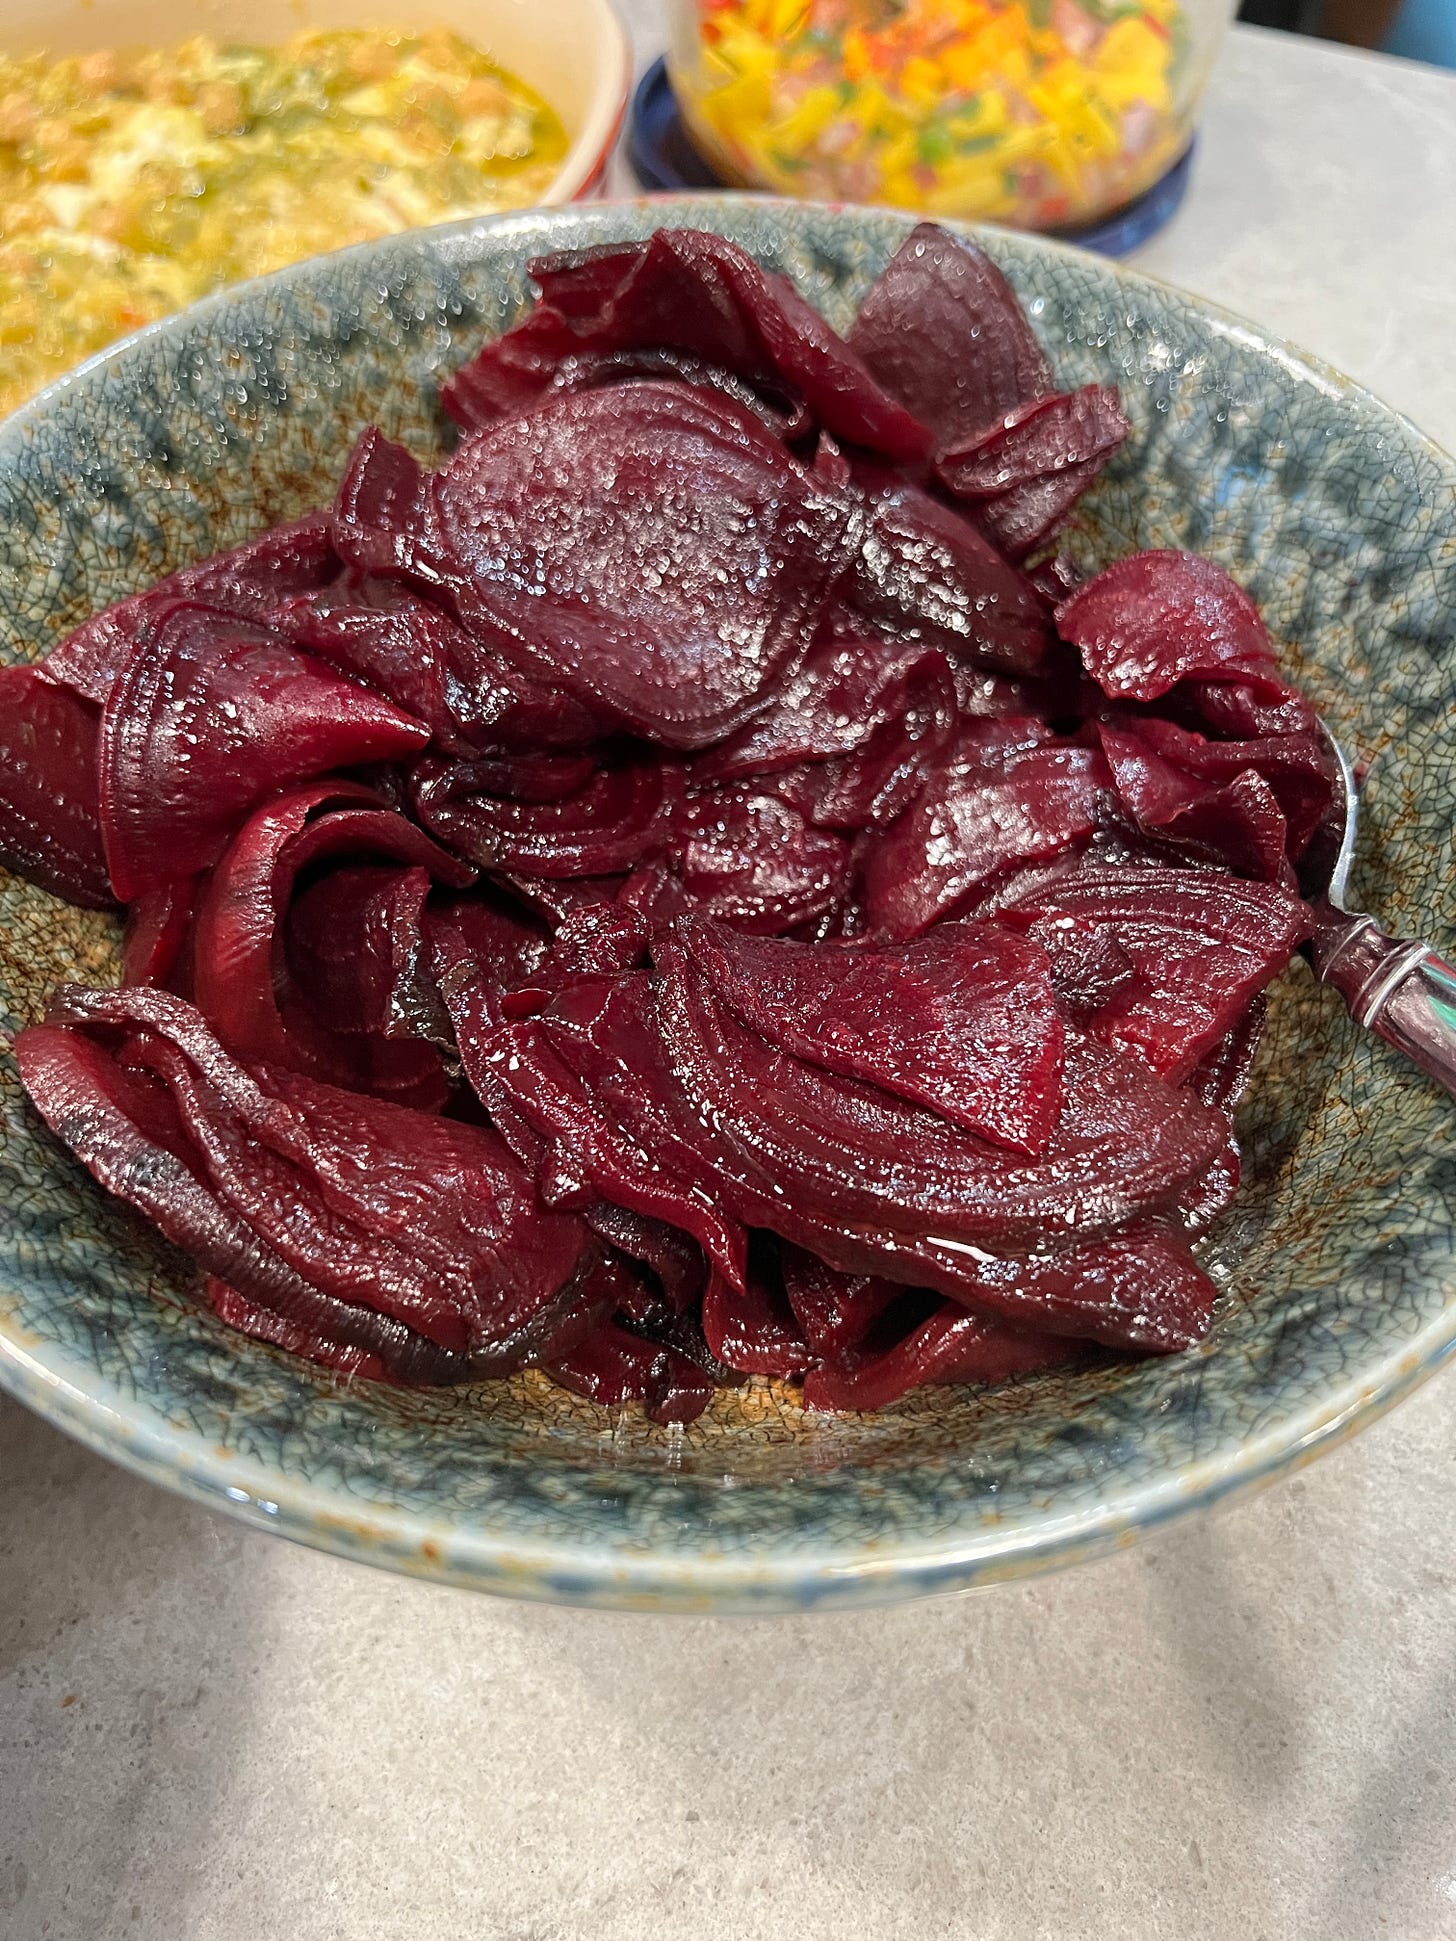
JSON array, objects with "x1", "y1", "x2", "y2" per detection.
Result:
[
  {"x1": 803, "y1": 1298, "x2": 1078, "y2": 1412},
  {"x1": 1098, "y1": 721, "x2": 1292, "y2": 880},
  {"x1": 701, "y1": 1243, "x2": 808, "y2": 1377},
  {"x1": 451, "y1": 965, "x2": 750, "y2": 1282},
  {"x1": 16, "y1": 1019, "x2": 474, "y2": 1383},
  {"x1": 692, "y1": 634, "x2": 956, "y2": 786},
  {"x1": 656, "y1": 930, "x2": 1228, "y2": 1257},
  {"x1": 1108, "y1": 716, "x2": 1334, "y2": 859},
  {"x1": 781, "y1": 1247, "x2": 906, "y2": 1362},
  {"x1": 544, "y1": 1311, "x2": 714, "y2": 1424},
  {"x1": 189, "y1": 786, "x2": 470, "y2": 1107},
  {"x1": 1003, "y1": 865, "x2": 1306, "y2": 1081},
  {"x1": 1057, "y1": 551, "x2": 1282, "y2": 702},
  {"x1": 936, "y1": 386, "x2": 1130, "y2": 560},
  {"x1": 40, "y1": 514, "x2": 338, "y2": 706},
  {"x1": 844, "y1": 468, "x2": 1053, "y2": 675},
  {"x1": 433, "y1": 383, "x2": 861, "y2": 750},
  {"x1": 679, "y1": 916, "x2": 1065, "y2": 1155},
  {"x1": 519, "y1": 228, "x2": 931, "y2": 462},
  {"x1": 442, "y1": 298, "x2": 812, "y2": 441},
  {"x1": 28, "y1": 985, "x2": 597, "y2": 1365},
  {"x1": 655, "y1": 786, "x2": 853, "y2": 933},
  {"x1": 860, "y1": 720, "x2": 1112, "y2": 939},
  {"x1": 122, "y1": 877, "x2": 199, "y2": 989},
  {"x1": 848, "y1": 222, "x2": 1052, "y2": 448},
  {"x1": 98, "y1": 600, "x2": 429, "y2": 900},
  {"x1": 204, "y1": 1276, "x2": 392, "y2": 1382},
  {"x1": 411, "y1": 749, "x2": 682, "y2": 880},
  {"x1": 0, "y1": 666, "x2": 114, "y2": 908}
]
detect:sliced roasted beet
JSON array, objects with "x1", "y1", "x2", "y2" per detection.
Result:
[
  {"x1": 1098, "y1": 721, "x2": 1292, "y2": 880},
  {"x1": 442, "y1": 299, "x2": 811, "y2": 441},
  {"x1": 544, "y1": 1311, "x2": 714, "y2": 1424},
  {"x1": 844, "y1": 468, "x2": 1053, "y2": 675},
  {"x1": 98, "y1": 600, "x2": 429, "y2": 900},
  {"x1": 0, "y1": 666, "x2": 114, "y2": 908},
  {"x1": 659, "y1": 786, "x2": 853, "y2": 933},
  {"x1": 122, "y1": 877, "x2": 199, "y2": 989},
  {"x1": 425, "y1": 890, "x2": 553, "y2": 1031},
  {"x1": 781, "y1": 1247, "x2": 907, "y2": 1362},
  {"x1": 1003, "y1": 865, "x2": 1306, "y2": 1081},
  {"x1": 1057, "y1": 551, "x2": 1282, "y2": 702},
  {"x1": 848, "y1": 223, "x2": 1052, "y2": 449},
  {"x1": 520, "y1": 228, "x2": 931, "y2": 462},
  {"x1": 433, "y1": 383, "x2": 861, "y2": 750},
  {"x1": 677, "y1": 915, "x2": 1065, "y2": 1156},
  {"x1": 40, "y1": 514, "x2": 337, "y2": 706},
  {"x1": 936, "y1": 386, "x2": 1130, "y2": 559},
  {"x1": 17, "y1": 1019, "x2": 472, "y2": 1384},
  {"x1": 860, "y1": 721, "x2": 1112, "y2": 939},
  {"x1": 701, "y1": 1239, "x2": 808, "y2": 1377},
  {"x1": 329, "y1": 427, "x2": 452, "y2": 589},
  {"x1": 203, "y1": 1275, "x2": 392, "y2": 1382},
  {"x1": 1107, "y1": 716, "x2": 1334, "y2": 859},
  {"x1": 803, "y1": 1298, "x2": 1078, "y2": 1412},
  {"x1": 411, "y1": 749, "x2": 681, "y2": 880},
  {"x1": 188, "y1": 785, "x2": 470, "y2": 1107},
  {"x1": 693, "y1": 634, "x2": 955, "y2": 785},
  {"x1": 27, "y1": 985, "x2": 597, "y2": 1365},
  {"x1": 454, "y1": 968, "x2": 750, "y2": 1282},
  {"x1": 656, "y1": 932, "x2": 1228, "y2": 1258}
]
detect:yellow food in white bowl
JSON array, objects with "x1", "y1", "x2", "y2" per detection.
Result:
[{"x1": 0, "y1": 0, "x2": 628, "y2": 417}]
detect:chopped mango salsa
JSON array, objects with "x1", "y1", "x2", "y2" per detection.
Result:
[
  {"x1": 0, "y1": 29, "x2": 568, "y2": 418},
  {"x1": 671, "y1": 0, "x2": 1192, "y2": 230}
]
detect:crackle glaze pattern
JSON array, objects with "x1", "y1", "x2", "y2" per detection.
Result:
[{"x1": 1, "y1": 197, "x2": 1453, "y2": 1613}]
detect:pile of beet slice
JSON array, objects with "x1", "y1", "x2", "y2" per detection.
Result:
[{"x1": 3, "y1": 224, "x2": 1334, "y2": 1422}]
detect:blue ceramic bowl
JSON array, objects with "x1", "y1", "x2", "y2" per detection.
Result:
[{"x1": 2, "y1": 197, "x2": 1453, "y2": 1613}]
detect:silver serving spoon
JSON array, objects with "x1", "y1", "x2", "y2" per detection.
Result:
[{"x1": 1299, "y1": 724, "x2": 1456, "y2": 1095}]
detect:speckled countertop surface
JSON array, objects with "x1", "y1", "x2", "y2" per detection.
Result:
[{"x1": 3, "y1": 22, "x2": 1456, "y2": 1941}]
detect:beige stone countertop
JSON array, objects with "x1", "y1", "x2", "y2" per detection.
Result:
[{"x1": 4, "y1": 22, "x2": 1456, "y2": 1941}]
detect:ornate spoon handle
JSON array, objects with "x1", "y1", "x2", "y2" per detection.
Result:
[{"x1": 1312, "y1": 912, "x2": 1456, "y2": 1098}]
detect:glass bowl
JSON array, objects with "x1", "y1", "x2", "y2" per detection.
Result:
[{"x1": 668, "y1": 0, "x2": 1232, "y2": 231}]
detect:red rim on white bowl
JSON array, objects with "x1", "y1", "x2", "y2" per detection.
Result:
[{"x1": 0, "y1": 0, "x2": 632, "y2": 209}]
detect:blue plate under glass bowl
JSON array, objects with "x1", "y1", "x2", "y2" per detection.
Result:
[{"x1": 1, "y1": 195, "x2": 1453, "y2": 1613}]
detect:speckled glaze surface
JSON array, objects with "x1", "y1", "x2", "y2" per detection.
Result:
[{"x1": 1, "y1": 196, "x2": 1453, "y2": 1613}]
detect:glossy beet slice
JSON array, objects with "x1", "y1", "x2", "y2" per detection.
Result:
[
  {"x1": 861, "y1": 721, "x2": 1112, "y2": 939},
  {"x1": 449, "y1": 962, "x2": 750, "y2": 1283},
  {"x1": 122, "y1": 877, "x2": 200, "y2": 990},
  {"x1": 656, "y1": 786, "x2": 853, "y2": 933},
  {"x1": 28, "y1": 985, "x2": 596, "y2": 1364},
  {"x1": 40, "y1": 514, "x2": 338, "y2": 706},
  {"x1": 701, "y1": 1242, "x2": 808, "y2": 1378},
  {"x1": 16, "y1": 1020, "x2": 472, "y2": 1383},
  {"x1": 98, "y1": 600, "x2": 429, "y2": 900},
  {"x1": 936, "y1": 386, "x2": 1130, "y2": 560},
  {"x1": 1108, "y1": 715, "x2": 1334, "y2": 860},
  {"x1": 1003, "y1": 864, "x2": 1306, "y2": 1081},
  {"x1": 544, "y1": 1311, "x2": 714, "y2": 1424},
  {"x1": 693, "y1": 634, "x2": 956, "y2": 784},
  {"x1": 848, "y1": 223, "x2": 1052, "y2": 448},
  {"x1": 1098, "y1": 721, "x2": 1292, "y2": 880},
  {"x1": 433, "y1": 383, "x2": 861, "y2": 750},
  {"x1": 411, "y1": 749, "x2": 682, "y2": 880},
  {"x1": 844, "y1": 468, "x2": 1053, "y2": 675},
  {"x1": 189, "y1": 786, "x2": 471, "y2": 1107},
  {"x1": 520, "y1": 229, "x2": 931, "y2": 462},
  {"x1": 0, "y1": 666, "x2": 114, "y2": 908},
  {"x1": 442, "y1": 298, "x2": 812, "y2": 440},
  {"x1": 656, "y1": 931, "x2": 1228, "y2": 1256},
  {"x1": 803, "y1": 1297, "x2": 1078, "y2": 1412},
  {"x1": 679, "y1": 916, "x2": 1065, "y2": 1156},
  {"x1": 1056, "y1": 550, "x2": 1281, "y2": 702}
]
